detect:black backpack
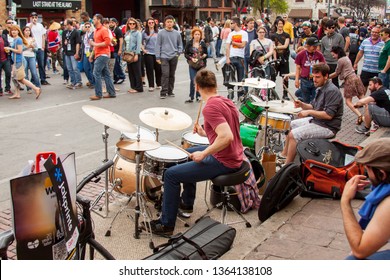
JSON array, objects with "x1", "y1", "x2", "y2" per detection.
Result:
[
  {"x1": 249, "y1": 49, "x2": 264, "y2": 68},
  {"x1": 204, "y1": 25, "x2": 213, "y2": 44},
  {"x1": 349, "y1": 33, "x2": 360, "y2": 54}
]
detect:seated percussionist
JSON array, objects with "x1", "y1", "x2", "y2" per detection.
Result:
[
  {"x1": 279, "y1": 63, "x2": 344, "y2": 163},
  {"x1": 143, "y1": 69, "x2": 244, "y2": 236}
]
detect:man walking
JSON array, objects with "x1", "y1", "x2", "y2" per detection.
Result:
[
  {"x1": 155, "y1": 15, "x2": 183, "y2": 99},
  {"x1": 62, "y1": 19, "x2": 82, "y2": 90},
  {"x1": 89, "y1": 14, "x2": 116, "y2": 100},
  {"x1": 378, "y1": 28, "x2": 390, "y2": 89},
  {"x1": 0, "y1": 22, "x2": 12, "y2": 96},
  {"x1": 28, "y1": 12, "x2": 50, "y2": 85}
]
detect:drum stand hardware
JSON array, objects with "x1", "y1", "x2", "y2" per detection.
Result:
[{"x1": 90, "y1": 125, "x2": 111, "y2": 218}]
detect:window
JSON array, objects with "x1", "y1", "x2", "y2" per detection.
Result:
[
  {"x1": 224, "y1": 0, "x2": 232, "y2": 7},
  {"x1": 211, "y1": 0, "x2": 222, "y2": 7},
  {"x1": 199, "y1": 11, "x2": 209, "y2": 21},
  {"x1": 211, "y1": 12, "x2": 222, "y2": 21},
  {"x1": 199, "y1": 0, "x2": 208, "y2": 7},
  {"x1": 151, "y1": 0, "x2": 163, "y2": 4}
]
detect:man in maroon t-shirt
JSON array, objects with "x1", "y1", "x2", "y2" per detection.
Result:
[
  {"x1": 143, "y1": 70, "x2": 244, "y2": 236},
  {"x1": 295, "y1": 37, "x2": 325, "y2": 103}
]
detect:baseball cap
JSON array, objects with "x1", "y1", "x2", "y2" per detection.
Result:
[
  {"x1": 301, "y1": 21, "x2": 311, "y2": 28},
  {"x1": 110, "y1": 18, "x2": 118, "y2": 23},
  {"x1": 354, "y1": 138, "x2": 390, "y2": 171},
  {"x1": 306, "y1": 37, "x2": 320, "y2": 46},
  {"x1": 30, "y1": 12, "x2": 38, "y2": 17}
]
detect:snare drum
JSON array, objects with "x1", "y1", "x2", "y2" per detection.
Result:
[
  {"x1": 117, "y1": 126, "x2": 156, "y2": 162},
  {"x1": 239, "y1": 94, "x2": 264, "y2": 121},
  {"x1": 181, "y1": 131, "x2": 209, "y2": 149},
  {"x1": 239, "y1": 123, "x2": 264, "y2": 155},
  {"x1": 259, "y1": 112, "x2": 291, "y2": 132},
  {"x1": 109, "y1": 155, "x2": 162, "y2": 202},
  {"x1": 144, "y1": 146, "x2": 188, "y2": 180}
]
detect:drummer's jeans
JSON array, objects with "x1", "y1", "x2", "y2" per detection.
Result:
[{"x1": 160, "y1": 145, "x2": 237, "y2": 227}]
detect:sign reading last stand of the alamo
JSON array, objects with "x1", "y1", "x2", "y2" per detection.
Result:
[{"x1": 21, "y1": 0, "x2": 81, "y2": 10}]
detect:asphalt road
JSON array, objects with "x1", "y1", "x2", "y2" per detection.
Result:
[{"x1": 0, "y1": 57, "x2": 288, "y2": 211}]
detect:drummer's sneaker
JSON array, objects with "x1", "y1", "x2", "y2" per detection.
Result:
[
  {"x1": 141, "y1": 219, "x2": 174, "y2": 236},
  {"x1": 179, "y1": 202, "x2": 193, "y2": 213}
]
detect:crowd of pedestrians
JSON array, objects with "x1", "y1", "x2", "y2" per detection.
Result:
[{"x1": 0, "y1": 11, "x2": 389, "y2": 134}]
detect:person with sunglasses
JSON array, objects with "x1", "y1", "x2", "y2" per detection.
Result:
[
  {"x1": 27, "y1": 12, "x2": 50, "y2": 86},
  {"x1": 320, "y1": 20, "x2": 345, "y2": 88},
  {"x1": 0, "y1": 19, "x2": 12, "y2": 96}
]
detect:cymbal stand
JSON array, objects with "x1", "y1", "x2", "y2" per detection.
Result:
[
  {"x1": 257, "y1": 87, "x2": 273, "y2": 158},
  {"x1": 90, "y1": 125, "x2": 110, "y2": 218},
  {"x1": 155, "y1": 128, "x2": 159, "y2": 142}
]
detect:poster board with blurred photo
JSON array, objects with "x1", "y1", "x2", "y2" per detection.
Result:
[{"x1": 10, "y1": 153, "x2": 77, "y2": 260}]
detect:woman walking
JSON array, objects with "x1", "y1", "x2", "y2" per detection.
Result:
[
  {"x1": 184, "y1": 27, "x2": 207, "y2": 103},
  {"x1": 142, "y1": 17, "x2": 162, "y2": 92},
  {"x1": 22, "y1": 26, "x2": 41, "y2": 94},
  {"x1": 124, "y1": 18, "x2": 143, "y2": 93},
  {"x1": 329, "y1": 46, "x2": 365, "y2": 124},
  {"x1": 5, "y1": 24, "x2": 41, "y2": 99}
]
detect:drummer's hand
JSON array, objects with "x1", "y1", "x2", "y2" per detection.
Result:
[
  {"x1": 298, "y1": 110, "x2": 309, "y2": 118},
  {"x1": 193, "y1": 123, "x2": 206, "y2": 137},
  {"x1": 295, "y1": 79, "x2": 299, "y2": 89},
  {"x1": 190, "y1": 151, "x2": 206, "y2": 163},
  {"x1": 294, "y1": 100, "x2": 302, "y2": 108}
]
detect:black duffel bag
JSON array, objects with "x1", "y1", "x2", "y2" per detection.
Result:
[{"x1": 143, "y1": 217, "x2": 236, "y2": 260}]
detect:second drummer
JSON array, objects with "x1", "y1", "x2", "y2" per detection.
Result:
[{"x1": 142, "y1": 69, "x2": 244, "y2": 236}]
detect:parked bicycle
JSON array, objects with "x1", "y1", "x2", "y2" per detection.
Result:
[{"x1": 0, "y1": 160, "x2": 115, "y2": 260}]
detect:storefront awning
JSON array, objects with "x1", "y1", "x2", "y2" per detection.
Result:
[
  {"x1": 288, "y1": 9, "x2": 312, "y2": 19},
  {"x1": 20, "y1": 0, "x2": 81, "y2": 10}
]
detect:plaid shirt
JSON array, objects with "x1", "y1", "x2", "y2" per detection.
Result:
[{"x1": 235, "y1": 155, "x2": 261, "y2": 213}]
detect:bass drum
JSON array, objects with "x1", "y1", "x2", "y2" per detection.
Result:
[{"x1": 109, "y1": 155, "x2": 162, "y2": 202}]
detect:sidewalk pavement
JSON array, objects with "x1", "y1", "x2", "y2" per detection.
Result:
[{"x1": 1, "y1": 73, "x2": 390, "y2": 260}]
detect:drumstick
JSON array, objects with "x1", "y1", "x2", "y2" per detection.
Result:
[
  {"x1": 165, "y1": 139, "x2": 191, "y2": 156},
  {"x1": 282, "y1": 84, "x2": 297, "y2": 102},
  {"x1": 195, "y1": 101, "x2": 203, "y2": 125}
]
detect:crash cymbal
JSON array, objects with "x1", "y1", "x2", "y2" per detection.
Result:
[
  {"x1": 139, "y1": 107, "x2": 193, "y2": 131},
  {"x1": 82, "y1": 105, "x2": 137, "y2": 133},
  {"x1": 116, "y1": 139, "x2": 161, "y2": 152},
  {"x1": 252, "y1": 100, "x2": 302, "y2": 112},
  {"x1": 230, "y1": 78, "x2": 276, "y2": 89}
]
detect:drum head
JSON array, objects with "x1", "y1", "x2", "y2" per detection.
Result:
[
  {"x1": 264, "y1": 112, "x2": 291, "y2": 121},
  {"x1": 145, "y1": 145, "x2": 188, "y2": 161},
  {"x1": 182, "y1": 131, "x2": 209, "y2": 146},
  {"x1": 122, "y1": 126, "x2": 156, "y2": 141}
]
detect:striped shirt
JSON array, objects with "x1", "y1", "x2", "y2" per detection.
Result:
[{"x1": 360, "y1": 38, "x2": 385, "y2": 73}]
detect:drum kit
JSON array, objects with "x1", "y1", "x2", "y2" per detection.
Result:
[
  {"x1": 82, "y1": 105, "x2": 209, "y2": 239},
  {"x1": 232, "y1": 78, "x2": 302, "y2": 160}
]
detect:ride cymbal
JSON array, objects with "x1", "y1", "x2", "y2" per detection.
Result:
[
  {"x1": 230, "y1": 78, "x2": 276, "y2": 89},
  {"x1": 139, "y1": 107, "x2": 193, "y2": 131},
  {"x1": 82, "y1": 105, "x2": 137, "y2": 133}
]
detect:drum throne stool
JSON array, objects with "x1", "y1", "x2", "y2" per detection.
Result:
[{"x1": 197, "y1": 161, "x2": 252, "y2": 227}]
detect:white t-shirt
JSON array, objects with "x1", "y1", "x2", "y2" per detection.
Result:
[
  {"x1": 226, "y1": 29, "x2": 248, "y2": 58},
  {"x1": 250, "y1": 38, "x2": 273, "y2": 54},
  {"x1": 28, "y1": 22, "x2": 46, "y2": 49},
  {"x1": 211, "y1": 26, "x2": 219, "y2": 41}
]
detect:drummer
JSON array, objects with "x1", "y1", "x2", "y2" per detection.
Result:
[
  {"x1": 142, "y1": 69, "x2": 244, "y2": 236},
  {"x1": 278, "y1": 63, "x2": 343, "y2": 164}
]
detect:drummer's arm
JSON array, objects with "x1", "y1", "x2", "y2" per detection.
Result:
[
  {"x1": 191, "y1": 123, "x2": 232, "y2": 162},
  {"x1": 202, "y1": 123, "x2": 232, "y2": 155}
]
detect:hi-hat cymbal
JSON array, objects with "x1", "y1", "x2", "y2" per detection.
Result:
[
  {"x1": 116, "y1": 139, "x2": 161, "y2": 152},
  {"x1": 82, "y1": 105, "x2": 136, "y2": 133},
  {"x1": 230, "y1": 78, "x2": 276, "y2": 89},
  {"x1": 252, "y1": 100, "x2": 302, "y2": 113},
  {"x1": 139, "y1": 107, "x2": 193, "y2": 131}
]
